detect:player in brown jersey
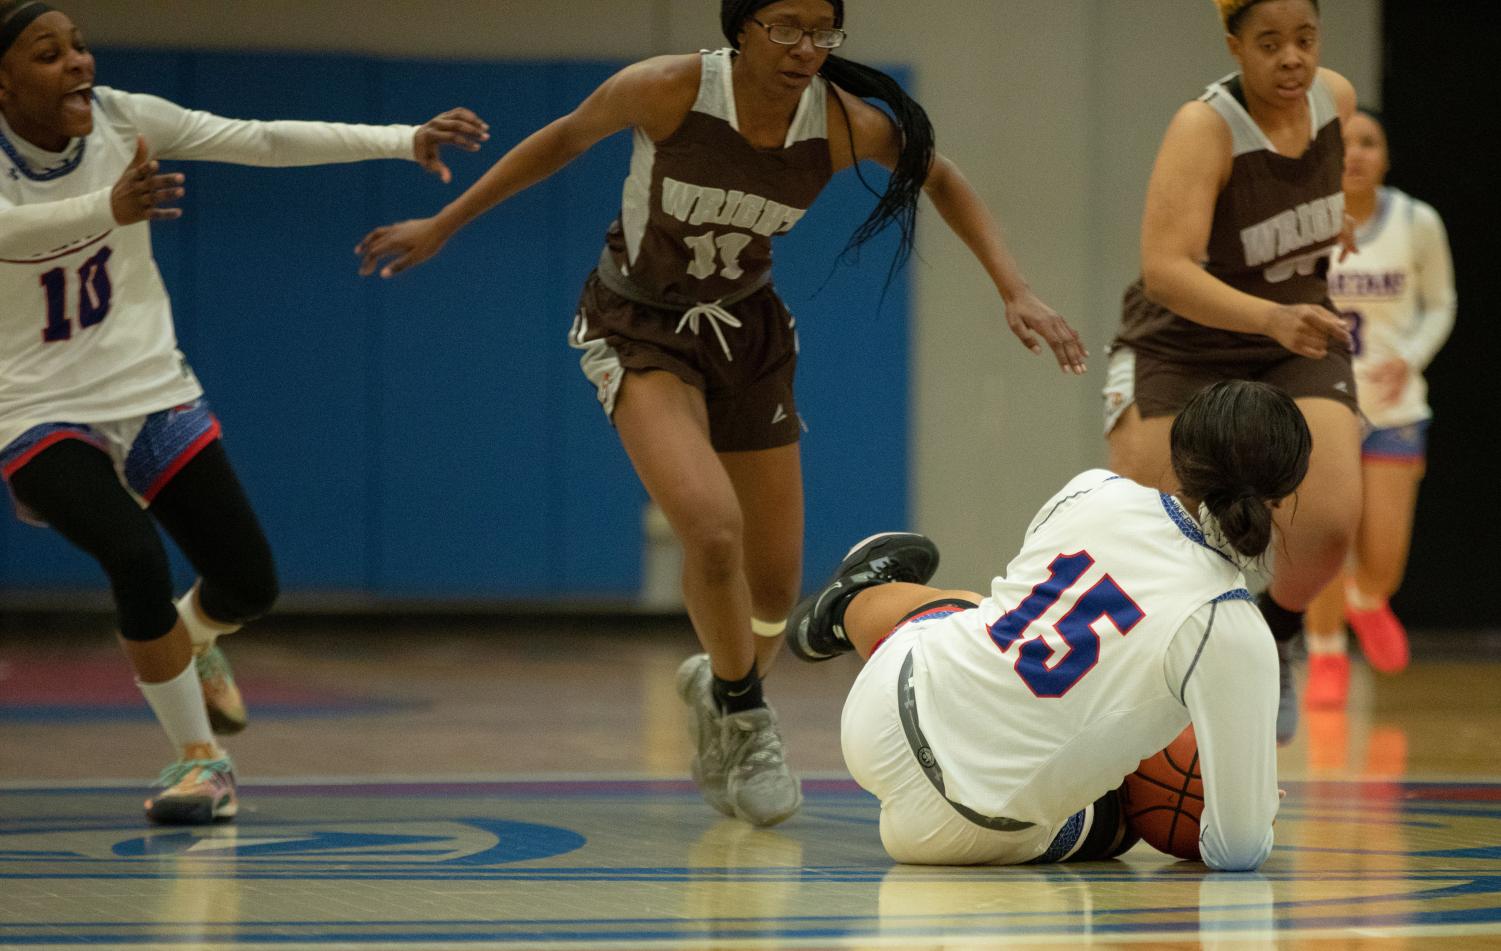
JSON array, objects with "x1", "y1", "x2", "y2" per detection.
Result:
[
  {"x1": 357, "y1": 0, "x2": 1086, "y2": 826},
  {"x1": 1102, "y1": 0, "x2": 1359, "y2": 745}
]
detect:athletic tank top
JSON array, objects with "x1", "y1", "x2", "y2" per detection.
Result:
[
  {"x1": 914, "y1": 470, "x2": 1253, "y2": 825},
  {"x1": 1117, "y1": 73, "x2": 1345, "y2": 363},
  {"x1": 603, "y1": 49, "x2": 833, "y2": 304}
]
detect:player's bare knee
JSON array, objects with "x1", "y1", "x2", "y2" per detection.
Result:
[
  {"x1": 677, "y1": 516, "x2": 744, "y2": 584},
  {"x1": 747, "y1": 575, "x2": 799, "y2": 621}
]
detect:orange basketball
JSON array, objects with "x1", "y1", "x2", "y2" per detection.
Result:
[{"x1": 1121, "y1": 725, "x2": 1204, "y2": 860}]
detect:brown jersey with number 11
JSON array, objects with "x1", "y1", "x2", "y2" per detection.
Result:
[{"x1": 603, "y1": 48, "x2": 834, "y2": 304}]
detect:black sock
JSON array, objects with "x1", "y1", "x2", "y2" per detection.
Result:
[
  {"x1": 712, "y1": 666, "x2": 764, "y2": 715},
  {"x1": 827, "y1": 589, "x2": 862, "y2": 647},
  {"x1": 1256, "y1": 590, "x2": 1304, "y2": 643}
]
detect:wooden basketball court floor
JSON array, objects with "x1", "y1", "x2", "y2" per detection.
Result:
[{"x1": 3, "y1": 616, "x2": 1501, "y2": 949}]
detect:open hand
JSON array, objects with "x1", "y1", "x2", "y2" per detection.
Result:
[
  {"x1": 1004, "y1": 290, "x2": 1088, "y2": 374},
  {"x1": 1367, "y1": 356, "x2": 1409, "y2": 407},
  {"x1": 413, "y1": 108, "x2": 490, "y2": 184},
  {"x1": 111, "y1": 135, "x2": 185, "y2": 225},
  {"x1": 356, "y1": 217, "x2": 449, "y2": 278}
]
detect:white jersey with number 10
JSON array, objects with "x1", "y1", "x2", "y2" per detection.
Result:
[{"x1": 0, "y1": 85, "x2": 417, "y2": 450}]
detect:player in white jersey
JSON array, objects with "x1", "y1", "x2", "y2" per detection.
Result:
[
  {"x1": 788, "y1": 381, "x2": 1310, "y2": 871},
  {"x1": 0, "y1": 1, "x2": 487, "y2": 824},
  {"x1": 1303, "y1": 109, "x2": 1457, "y2": 707}
]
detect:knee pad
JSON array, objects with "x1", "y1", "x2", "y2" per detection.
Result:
[
  {"x1": 107, "y1": 548, "x2": 179, "y2": 642},
  {"x1": 199, "y1": 567, "x2": 279, "y2": 626}
]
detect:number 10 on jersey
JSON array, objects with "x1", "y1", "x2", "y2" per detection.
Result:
[
  {"x1": 986, "y1": 552, "x2": 1145, "y2": 698},
  {"x1": 40, "y1": 246, "x2": 114, "y2": 343}
]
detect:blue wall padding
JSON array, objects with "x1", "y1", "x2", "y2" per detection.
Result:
[{"x1": 0, "y1": 50, "x2": 910, "y2": 603}]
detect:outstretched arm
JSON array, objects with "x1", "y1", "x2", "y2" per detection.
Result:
[
  {"x1": 924, "y1": 156, "x2": 1087, "y2": 374},
  {"x1": 829, "y1": 87, "x2": 1086, "y2": 374},
  {"x1": 357, "y1": 55, "x2": 699, "y2": 278},
  {"x1": 114, "y1": 88, "x2": 486, "y2": 180}
]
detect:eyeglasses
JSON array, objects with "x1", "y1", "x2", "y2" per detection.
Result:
[{"x1": 750, "y1": 17, "x2": 847, "y2": 50}]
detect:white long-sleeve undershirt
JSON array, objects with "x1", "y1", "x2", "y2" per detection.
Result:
[
  {"x1": 0, "y1": 86, "x2": 417, "y2": 260},
  {"x1": 1165, "y1": 596, "x2": 1281, "y2": 872}
]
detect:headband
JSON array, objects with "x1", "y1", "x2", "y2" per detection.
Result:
[
  {"x1": 720, "y1": 0, "x2": 844, "y2": 49},
  {"x1": 0, "y1": 2, "x2": 54, "y2": 60}
]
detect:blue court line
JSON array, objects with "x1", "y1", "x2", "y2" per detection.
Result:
[
  {"x1": 3, "y1": 868, "x2": 1497, "y2": 883},
  {"x1": 4, "y1": 778, "x2": 1493, "y2": 800},
  {"x1": 2, "y1": 907, "x2": 1501, "y2": 946},
  {"x1": 3, "y1": 877, "x2": 1493, "y2": 929}
]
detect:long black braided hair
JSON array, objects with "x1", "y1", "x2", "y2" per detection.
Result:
[{"x1": 721, "y1": 0, "x2": 935, "y2": 280}]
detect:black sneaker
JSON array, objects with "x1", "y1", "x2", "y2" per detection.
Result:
[{"x1": 787, "y1": 532, "x2": 940, "y2": 662}]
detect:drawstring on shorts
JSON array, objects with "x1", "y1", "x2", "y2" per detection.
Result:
[{"x1": 676, "y1": 301, "x2": 743, "y2": 361}]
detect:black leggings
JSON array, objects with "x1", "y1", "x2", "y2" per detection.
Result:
[{"x1": 8, "y1": 438, "x2": 278, "y2": 641}]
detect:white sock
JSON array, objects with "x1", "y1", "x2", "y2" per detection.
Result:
[
  {"x1": 1306, "y1": 630, "x2": 1348, "y2": 655},
  {"x1": 1345, "y1": 583, "x2": 1382, "y2": 611},
  {"x1": 176, "y1": 582, "x2": 241, "y2": 649},
  {"x1": 751, "y1": 617, "x2": 787, "y2": 638},
  {"x1": 138, "y1": 660, "x2": 219, "y2": 756}
]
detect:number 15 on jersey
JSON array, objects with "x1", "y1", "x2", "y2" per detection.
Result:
[{"x1": 986, "y1": 552, "x2": 1145, "y2": 698}]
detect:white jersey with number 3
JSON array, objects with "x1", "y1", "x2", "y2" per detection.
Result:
[
  {"x1": 0, "y1": 86, "x2": 417, "y2": 449},
  {"x1": 911, "y1": 470, "x2": 1280, "y2": 870},
  {"x1": 1328, "y1": 186, "x2": 1456, "y2": 429}
]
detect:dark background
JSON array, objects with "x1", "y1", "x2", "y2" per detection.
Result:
[{"x1": 1384, "y1": 2, "x2": 1496, "y2": 628}]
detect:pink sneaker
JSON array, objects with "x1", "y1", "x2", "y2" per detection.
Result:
[
  {"x1": 1346, "y1": 601, "x2": 1410, "y2": 674},
  {"x1": 1305, "y1": 653, "x2": 1350, "y2": 709},
  {"x1": 145, "y1": 755, "x2": 238, "y2": 825}
]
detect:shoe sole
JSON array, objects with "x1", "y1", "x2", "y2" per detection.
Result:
[
  {"x1": 839, "y1": 532, "x2": 940, "y2": 582},
  {"x1": 146, "y1": 794, "x2": 238, "y2": 825}
]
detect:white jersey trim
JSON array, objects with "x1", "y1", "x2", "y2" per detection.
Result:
[
  {"x1": 697, "y1": 49, "x2": 738, "y2": 127},
  {"x1": 1204, "y1": 71, "x2": 1338, "y2": 158},
  {"x1": 695, "y1": 48, "x2": 827, "y2": 147},
  {"x1": 620, "y1": 128, "x2": 656, "y2": 268}
]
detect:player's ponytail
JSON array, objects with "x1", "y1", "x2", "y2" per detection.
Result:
[
  {"x1": 1169, "y1": 381, "x2": 1312, "y2": 561},
  {"x1": 720, "y1": 0, "x2": 934, "y2": 283},
  {"x1": 819, "y1": 54, "x2": 935, "y2": 282}
]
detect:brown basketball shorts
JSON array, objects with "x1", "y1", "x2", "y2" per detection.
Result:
[
  {"x1": 1108, "y1": 345, "x2": 1359, "y2": 427},
  {"x1": 569, "y1": 271, "x2": 802, "y2": 452}
]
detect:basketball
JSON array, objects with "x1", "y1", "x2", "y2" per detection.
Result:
[{"x1": 1122, "y1": 725, "x2": 1204, "y2": 861}]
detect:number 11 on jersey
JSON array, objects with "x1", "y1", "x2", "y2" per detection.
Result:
[{"x1": 685, "y1": 230, "x2": 751, "y2": 281}]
